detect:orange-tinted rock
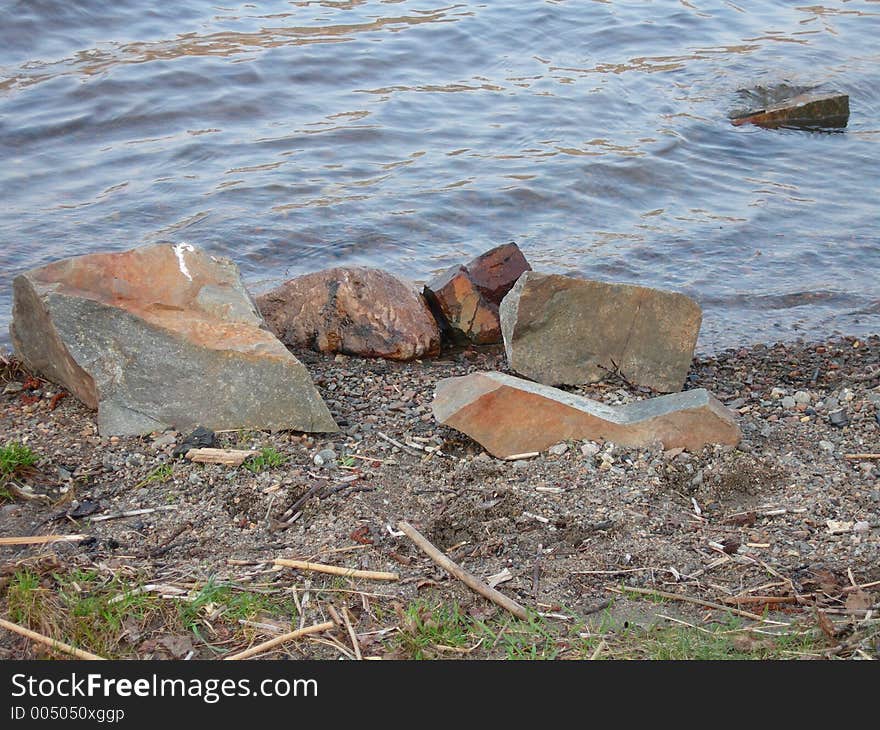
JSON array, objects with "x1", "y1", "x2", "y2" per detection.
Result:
[
  {"x1": 255, "y1": 267, "x2": 440, "y2": 361},
  {"x1": 10, "y1": 243, "x2": 337, "y2": 436},
  {"x1": 423, "y1": 265, "x2": 502, "y2": 345},
  {"x1": 467, "y1": 242, "x2": 532, "y2": 303},
  {"x1": 433, "y1": 371, "x2": 740, "y2": 458},
  {"x1": 731, "y1": 92, "x2": 849, "y2": 130},
  {"x1": 424, "y1": 242, "x2": 531, "y2": 344},
  {"x1": 500, "y1": 272, "x2": 701, "y2": 392}
]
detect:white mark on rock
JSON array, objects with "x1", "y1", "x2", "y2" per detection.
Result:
[{"x1": 174, "y1": 242, "x2": 195, "y2": 281}]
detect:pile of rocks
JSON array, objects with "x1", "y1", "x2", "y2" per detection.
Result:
[{"x1": 9, "y1": 240, "x2": 739, "y2": 455}]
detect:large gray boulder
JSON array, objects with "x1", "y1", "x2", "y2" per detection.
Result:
[
  {"x1": 10, "y1": 243, "x2": 338, "y2": 436},
  {"x1": 433, "y1": 371, "x2": 740, "y2": 458},
  {"x1": 500, "y1": 272, "x2": 702, "y2": 392}
]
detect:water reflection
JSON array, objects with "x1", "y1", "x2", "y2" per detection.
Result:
[{"x1": 0, "y1": 1, "x2": 878, "y2": 352}]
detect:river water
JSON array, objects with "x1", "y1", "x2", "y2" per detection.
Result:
[{"x1": 1, "y1": 1, "x2": 878, "y2": 352}]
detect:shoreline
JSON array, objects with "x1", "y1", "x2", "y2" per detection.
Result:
[{"x1": 1, "y1": 333, "x2": 878, "y2": 659}]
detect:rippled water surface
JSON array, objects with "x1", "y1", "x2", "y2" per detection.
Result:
[{"x1": 1, "y1": 1, "x2": 878, "y2": 351}]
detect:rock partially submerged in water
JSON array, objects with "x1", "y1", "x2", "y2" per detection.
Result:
[
  {"x1": 423, "y1": 242, "x2": 531, "y2": 344},
  {"x1": 10, "y1": 243, "x2": 338, "y2": 436},
  {"x1": 433, "y1": 371, "x2": 741, "y2": 458},
  {"x1": 731, "y1": 92, "x2": 849, "y2": 130},
  {"x1": 256, "y1": 267, "x2": 440, "y2": 361},
  {"x1": 500, "y1": 272, "x2": 702, "y2": 392}
]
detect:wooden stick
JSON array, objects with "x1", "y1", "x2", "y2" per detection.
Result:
[
  {"x1": 342, "y1": 608, "x2": 362, "y2": 660},
  {"x1": 589, "y1": 639, "x2": 607, "y2": 660},
  {"x1": 607, "y1": 585, "x2": 775, "y2": 622},
  {"x1": 223, "y1": 621, "x2": 335, "y2": 660},
  {"x1": 397, "y1": 520, "x2": 529, "y2": 621},
  {"x1": 274, "y1": 558, "x2": 399, "y2": 582},
  {"x1": 186, "y1": 448, "x2": 256, "y2": 466},
  {"x1": 844, "y1": 453, "x2": 880, "y2": 460},
  {"x1": 0, "y1": 534, "x2": 89, "y2": 546},
  {"x1": 720, "y1": 595, "x2": 799, "y2": 606},
  {"x1": 91, "y1": 506, "x2": 177, "y2": 522},
  {"x1": 376, "y1": 431, "x2": 420, "y2": 456},
  {"x1": 0, "y1": 617, "x2": 105, "y2": 660}
]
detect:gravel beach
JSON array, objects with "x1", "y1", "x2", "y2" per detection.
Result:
[{"x1": 1, "y1": 335, "x2": 878, "y2": 659}]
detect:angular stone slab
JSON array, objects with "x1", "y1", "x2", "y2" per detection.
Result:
[
  {"x1": 433, "y1": 372, "x2": 740, "y2": 458},
  {"x1": 424, "y1": 242, "x2": 531, "y2": 345},
  {"x1": 10, "y1": 243, "x2": 338, "y2": 436},
  {"x1": 256, "y1": 267, "x2": 440, "y2": 361},
  {"x1": 500, "y1": 272, "x2": 701, "y2": 392},
  {"x1": 731, "y1": 92, "x2": 849, "y2": 130}
]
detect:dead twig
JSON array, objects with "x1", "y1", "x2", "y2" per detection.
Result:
[
  {"x1": 0, "y1": 617, "x2": 105, "y2": 660},
  {"x1": 376, "y1": 431, "x2": 421, "y2": 457},
  {"x1": 274, "y1": 558, "x2": 399, "y2": 582},
  {"x1": 223, "y1": 621, "x2": 335, "y2": 660},
  {"x1": 607, "y1": 585, "x2": 787, "y2": 624},
  {"x1": 397, "y1": 520, "x2": 529, "y2": 621},
  {"x1": 596, "y1": 357, "x2": 634, "y2": 388},
  {"x1": 342, "y1": 607, "x2": 362, "y2": 660},
  {"x1": 0, "y1": 534, "x2": 89, "y2": 546},
  {"x1": 91, "y1": 506, "x2": 177, "y2": 522},
  {"x1": 719, "y1": 595, "x2": 800, "y2": 607}
]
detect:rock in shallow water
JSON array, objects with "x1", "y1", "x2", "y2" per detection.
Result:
[
  {"x1": 731, "y1": 92, "x2": 849, "y2": 130},
  {"x1": 10, "y1": 243, "x2": 338, "y2": 436},
  {"x1": 432, "y1": 371, "x2": 740, "y2": 458},
  {"x1": 256, "y1": 267, "x2": 440, "y2": 361},
  {"x1": 500, "y1": 272, "x2": 702, "y2": 392}
]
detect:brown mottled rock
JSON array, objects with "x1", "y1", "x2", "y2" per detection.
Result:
[
  {"x1": 500, "y1": 272, "x2": 701, "y2": 392},
  {"x1": 256, "y1": 267, "x2": 439, "y2": 361},
  {"x1": 10, "y1": 243, "x2": 338, "y2": 436},
  {"x1": 433, "y1": 371, "x2": 740, "y2": 458},
  {"x1": 731, "y1": 92, "x2": 849, "y2": 129},
  {"x1": 424, "y1": 242, "x2": 531, "y2": 344}
]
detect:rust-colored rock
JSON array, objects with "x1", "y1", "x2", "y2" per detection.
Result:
[
  {"x1": 424, "y1": 242, "x2": 531, "y2": 344},
  {"x1": 500, "y1": 272, "x2": 701, "y2": 392},
  {"x1": 256, "y1": 267, "x2": 439, "y2": 361},
  {"x1": 433, "y1": 371, "x2": 740, "y2": 458},
  {"x1": 10, "y1": 243, "x2": 338, "y2": 436},
  {"x1": 731, "y1": 92, "x2": 849, "y2": 130}
]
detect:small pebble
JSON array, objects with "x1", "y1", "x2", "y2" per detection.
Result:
[
  {"x1": 829, "y1": 409, "x2": 849, "y2": 428},
  {"x1": 313, "y1": 448, "x2": 337, "y2": 467},
  {"x1": 794, "y1": 390, "x2": 811, "y2": 405},
  {"x1": 581, "y1": 442, "x2": 600, "y2": 458},
  {"x1": 548, "y1": 442, "x2": 569, "y2": 456},
  {"x1": 780, "y1": 396, "x2": 796, "y2": 410},
  {"x1": 853, "y1": 521, "x2": 870, "y2": 533}
]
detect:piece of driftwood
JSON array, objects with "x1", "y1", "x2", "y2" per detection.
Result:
[
  {"x1": 274, "y1": 558, "x2": 399, "y2": 582},
  {"x1": 397, "y1": 520, "x2": 529, "y2": 620},
  {"x1": 185, "y1": 448, "x2": 257, "y2": 466},
  {"x1": 223, "y1": 620, "x2": 335, "y2": 660},
  {"x1": 844, "y1": 453, "x2": 880, "y2": 460},
  {"x1": 0, "y1": 617, "x2": 105, "y2": 660}
]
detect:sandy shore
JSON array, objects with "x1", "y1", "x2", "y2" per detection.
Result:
[{"x1": 1, "y1": 335, "x2": 878, "y2": 659}]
